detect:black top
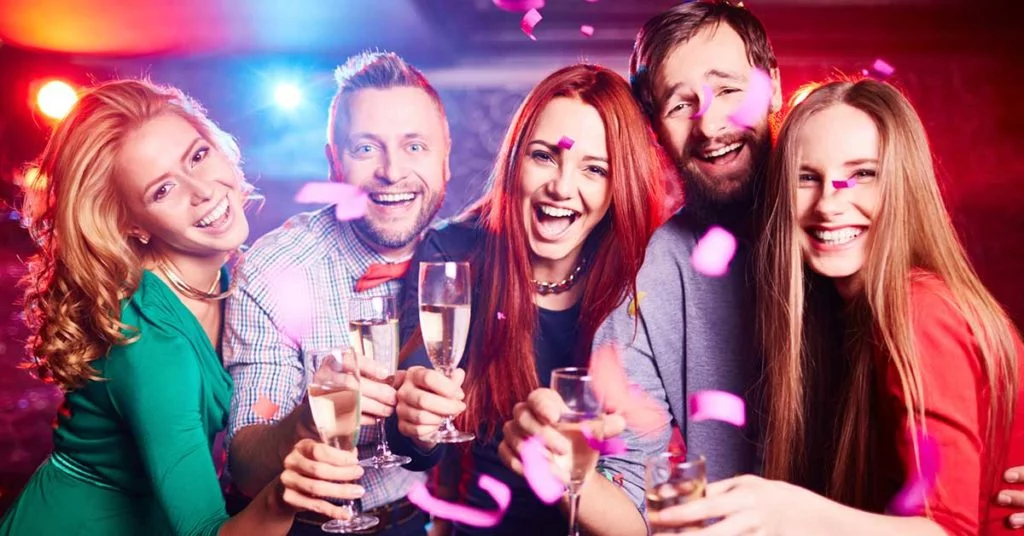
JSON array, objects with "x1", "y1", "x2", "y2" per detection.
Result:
[{"x1": 398, "y1": 217, "x2": 583, "y2": 535}]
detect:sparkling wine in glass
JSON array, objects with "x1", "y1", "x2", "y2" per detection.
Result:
[
  {"x1": 347, "y1": 296, "x2": 411, "y2": 469},
  {"x1": 550, "y1": 367, "x2": 603, "y2": 536},
  {"x1": 645, "y1": 452, "x2": 707, "y2": 533},
  {"x1": 307, "y1": 348, "x2": 379, "y2": 533},
  {"x1": 418, "y1": 261, "x2": 474, "y2": 444}
]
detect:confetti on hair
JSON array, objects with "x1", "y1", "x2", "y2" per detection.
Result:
[
  {"x1": 253, "y1": 393, "x2": 280, "y2": 420},
  {"x1": 408, "y1": 474, "x2": 511, "y2": 527},
  {"x1": 627, "y1": 291, "x2": 646, "y2": 319},
  {"x1": 557, "y1": 136, "x2": 575, "y2": 150},
  {"x1": 294, "y1": 182, "x2": 368, "y2": 221},
  {"x1": 581, "y1": 425, "x2": 627, "y2": 455},
  {"x1": 590, "y1": 344, "x2": 670, "y2": 435},
  {"x1": 521, "y1": 8, "x2": 542, "y2": 40},
  {"x1": 887, "y1": 428, "x2": 939, "y2": 515},
  {"x1": 497, "y1": 312, "x2": 506, "y2": 320},
  {"x1": 691, "y1": 226, "x2": 737, "y2": 277},
  {"x1": 519, "y1": 436, "x2": 566, "y2": 504},
  {"x1": 493, "y1": 0, "x2": 545, "y2": 11},
  {"x1": 727, "y1": 67, "x2": 773, "y2": 129},
  {"x1": 832, "y1": 178, "x2": 856, "y2": 189},
  {"x1": 688, "y1": 390, "x2": 746, "y2": 427},
  {"x1": 872, "y1": 58, "x2": 896, "y2": 77},
  {"x1": 692, "y1": 84, "x2": 714, "y2": 119},
  {"x1": 580, "y1": 25, "x2": 594, "y2": 37}
]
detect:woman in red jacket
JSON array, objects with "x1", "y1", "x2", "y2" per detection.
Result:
[{"x1": 649, "y1": 78, "x2": 1023, "y2": 535}]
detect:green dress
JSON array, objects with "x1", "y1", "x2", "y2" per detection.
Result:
[{"x1": 0, "y1": 270, "x2": 233, "y2": 536}]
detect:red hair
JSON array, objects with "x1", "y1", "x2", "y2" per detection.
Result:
[{"x1": 457, "y1": 64, "x2": 668, "y2": 438}]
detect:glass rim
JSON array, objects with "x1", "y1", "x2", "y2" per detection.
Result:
[
  {"x1": 646, "y1": 451, "x2": 706, "y2": 467},
  {"x1": 419, "y1": 261, "x2": 470, "y2": 267},
  {"x1": 550, "y1": 366, "x2": 591, "y2": 381},
  {"x1": 348, "y1": 294, "x2": 397, "y2": 304}
]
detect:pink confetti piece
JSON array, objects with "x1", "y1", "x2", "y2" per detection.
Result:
[
  {"x1": 519, "y1": 436, "x2": 566, "y2": 504},
  {"x1": 691, "y1": 84, "x2": 713, "y2": 119},
  {"x1": 590, "y1": 344, "x2": 670, "y2": 435},
  {"x1": 268, "y1": 267, "x2": 313, "y2": 343},
  {"x1": 497, "y1": 312, "x2": 506, "y2": 320},
  {"x1": 727, "y1": 68, "x2": 773, "y2": 129},
  {"x1": 408, "y1": 474, "x2": 511, "y2": 527},
  {"x1": 580, "y1": 426, "x2": 627, "y2": 455},
  {"x1": 580, "y1": 25, "x2": 594, "y2": 37},
  {"x1": 888, "y1": 428, "x2": 940, "y2": 516},
  {"x1": 691, "y1": 226, "x2": 737, "y2": 277},
  {"x1": 520, "y1": 8, "x2": 542, "y2": 40},
  {"x1": 253, "y1": 393, "x2": 280, "y2": 420},
  {"x1": 688, "y1": 390, "x2": 746, "y2": 427},
  {"x1": 557, "y1": 135, "x2": 574, "y2": 150},
  {"x1": 872, "y1": 58, "x2": 895, "y2": 77},
  {"x1": 493, "y1": 0, "x2": 544, "y2": 12},
  {"x1": 832, "y1": 178, "x2": 856, "y2": 189},
  {"x1": 294, "y1": 182, "x2": 369, "y2": 221}
]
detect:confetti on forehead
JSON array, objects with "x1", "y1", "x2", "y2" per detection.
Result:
[
  {"x1": 520, "y1": 436, "x2": 566, "y2": 504},
  {"x1": 691, "y1": 226, "x2": 737, "y2": 277},
  {"x1": 493, "y1": 0, "x2": 545, "y2": 11},
  {"x1": 408, "y1": 475, "x2": 511, "y2": 527},
  {"x1": 688, "y1": 390, "x2": 746, "y2": 427},
  {"x1": 580, "y1": 25, "x2": 594, "y2": 37},
  {"x1": 727, "y1": 67, "x2": 773, "y2": 129},
  {"x1": 557, "y1": 135, "x2": 575, "y2": 150},
  {"x1": 691, "y1": 84, "x2": 714, "y2": 119},
  {"x1": 887, "y1": 428, "x2": 939, "y2": 515},
  {"x1": 520, "y1": 8, "x2": 542, "y2": 40},
  {"x1": 293, "y1": 182, "x2": 369, "y2": 221},
  {"x1": 872, "y1": 58, "x2": 896, "y2": 77}
]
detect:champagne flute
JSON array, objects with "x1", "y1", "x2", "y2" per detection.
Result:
[
  {"x1": 550, "y1": 367, "x2": 603, "y2": 536},
  {"x1": 307, "y1": 348, "x2": 379, "y2": 533},
  {"x1": 347, "y1": 296, "x2": 411, "y2": 469},
  {"x1": 418, "y1": 261, "x2": 474, "y2": 443},
  {"x1": 644, "y1": 452, "x2": 707, "y2": 533}
]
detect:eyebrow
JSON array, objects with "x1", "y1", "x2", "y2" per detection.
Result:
[
  {"x1": 798, "y1": 158, "x2": 879, "y2": 171},
  {"x1": 143, "y1": 136, "x2": 202, "y2": 195},
  {"x1": 527, "y1": 140, "x2": 608, "y2": 164},
  {"x1": 348, "y1": 132, "x2": 427, "y2": 144}
]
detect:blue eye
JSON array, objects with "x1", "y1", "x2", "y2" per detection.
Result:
[
  {"x1": 353, "y1": 144, "x2": 375, "y2": 155},
  {"x1": 409, "y1": 143, "x2": 425, "y2": 153}
]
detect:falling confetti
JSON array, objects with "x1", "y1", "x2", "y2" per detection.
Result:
[
  {"x1": 627, "y1": 291, "x2": 647, "y2": 319},
  {"x1": 497, "y1": 312, "x2": 506, "y2": 320},
  {"x1": 727, "y1": 68, "x2": 773, "y2": 129},
  {"x1": 408, "y1": 474, "x2": 511, "y2": 527},
  {"x1": 581, "y1": 425, "x2": 627, "y2": 455},
  {"x1": 557, "y1": 135, "x2": 575, "y2": 150},
  {"x1": 832, "y1": 178, "x2": 856, "y2": 189},
  {"x1": 253, "y1": 393, "x2": 280, "y2": 420},
  {"x1": 493, "y1": 0, "x2": 544, "y2": 12},
  {"x1": 872, "y1": 58, "x2": 896, "y2": 77},
  {"x1": 691, "y1": 226, "x2": 737, "y2": 277},
  {"x1": 521, "y1": 8, "x2": 542, "y2": 40},
  {"x1": 293, "y1": 182, "x2": 369, "y2": 221},
  {"x1": 590, "y1": 344, "x2": 670, "y2": 435},
  {"x1": 888, "y1": 428, "x2": 940, "y2": 515},
  {"x1": 268, "y1": 267, "x2": 313, "y2": 343},
  {"x1": 692, "y1": 84, "x2": 714, "y2": 119},
  {"x1": 688, "y1": 390, "x2": 746, "y2": 427},
  {"x1": 580, "y1": 25, "x2": 594, "y2": 37},
  {"x1": 520, "y1": 436, "x2": 566, "y2": 504}
]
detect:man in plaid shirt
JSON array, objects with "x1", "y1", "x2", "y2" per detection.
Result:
[{"x1": 223, "y1": 51, "x2": 452, "y2": 535}]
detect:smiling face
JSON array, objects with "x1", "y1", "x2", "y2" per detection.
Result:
[
  {"x1": 114, "y1": 112, "x2": 249, "y2": 260},
  {"x1": 329, "y1": 86, "x2": 450, "y2": 251},
  {"x1": 795, "y1": 104, "x2": 882, "y2": 288},
  {"x1": 520, "y1": 97, "x2": 613, "y2": 265},
  {"x1": 652, "y1": 24, "x2": 780, "y2": 223}
]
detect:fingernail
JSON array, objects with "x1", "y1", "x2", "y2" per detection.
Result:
[
  {"x1": 1011, "y1": 513, "x2": 1024, "y2": 528},
  {"x1": 998, "y1": 492, "x2": 1012, "y2": 506},
  {"x1": 355, "y1": 486, "x2": 366, "y2": 497},
  {"x1": 1006, "y1": 470, "x2": 1020, "y2": 483}
]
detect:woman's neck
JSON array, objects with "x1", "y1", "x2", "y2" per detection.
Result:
[
  {"x1": 531, "y1": 249, "x2": 585, "y2": 311},
  {"x1": 147, "y1": 249, "x2": 227, "y2": 299}
]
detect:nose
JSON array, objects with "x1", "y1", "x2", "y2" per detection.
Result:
[
  {"x1": 187, "y1": 175, "x2": 216, "y2": 206},
  {"x1": 694, "y1": 94, "x2": 730, "y2": 140},
  {"x1": 814, "y1": 182, "x2": 847, "y2": 218},
  {"x1": 546, "y1": 164, "x2": 577, "y2": 200},
  {"x1": 375, "y1": 151, "x2": 407, "y2": 185}
]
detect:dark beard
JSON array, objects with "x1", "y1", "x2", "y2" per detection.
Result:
[{"x1": 678, "y1": 129, "x2": 771, "y2": 236}]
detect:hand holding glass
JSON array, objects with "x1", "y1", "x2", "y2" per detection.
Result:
[{"x1": 645, "y1": 452, "x2": 707, "y2": 533}]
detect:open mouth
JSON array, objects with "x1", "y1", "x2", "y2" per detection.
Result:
[
  {"x1": 695, "y1": 141, "x2": 744, "y2": 165},
  {"x1": 195, "y1": 197, "x2": 230, "y2": 229},
  {"x1": 809, "y1": 226, "x2": 865, "y2": 246},
  {"x1": 533, "y1": 203, "x2": 581, "y2": 241},
  {"x1": 368, "y1": 192, "x2": 417, "y2": 207}
]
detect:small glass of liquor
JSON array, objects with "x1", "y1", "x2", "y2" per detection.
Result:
[{"x1": 644, "y1": 452, "x2": 707, "y2": 533}]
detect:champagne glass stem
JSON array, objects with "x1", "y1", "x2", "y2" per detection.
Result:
[
  {"x1": 375, "y1": 418, "x2": 392, "y2": 458},
  {"x1": 568, "y1": 491, "x2": 582, "y2": 536}
]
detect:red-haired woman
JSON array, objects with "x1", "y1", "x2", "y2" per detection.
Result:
[{"x1": 393, "y1": 64, "x2": 670, "y2": 535}]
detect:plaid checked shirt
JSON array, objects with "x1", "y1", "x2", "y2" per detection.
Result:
[{"x1": 223, "y1": 205, "x2": 423, "y2": 509}]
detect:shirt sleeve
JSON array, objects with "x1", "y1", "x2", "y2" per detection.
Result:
[
  {"x1": 223, "y1": 261, "x2": 305, "y2": 445},
  {"x1": 106, "y1": 333, "x2": 229, "y2": 536},
  {"x1": 878, "y1": 277, "x2": 985, "y2": 535}
]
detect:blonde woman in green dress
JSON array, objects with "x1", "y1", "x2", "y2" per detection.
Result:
[{"x1": 0, "y1": 79, "x2": 364, "y2": 536}]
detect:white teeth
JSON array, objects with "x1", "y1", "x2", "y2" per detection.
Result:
[
  {"x1": 539, "y1": 205, "x2": 577, "y2": 218},
  {"x1": 811, "y1": 227, "x2": 863, "y2": 244},
  {"x1": 195, "y1": 198, "x2": 229, "y2": 228},
  {"x1": 371, "y1": 192, "x2": 415, "y2": 203},
  {"x1": 703, "y1": 142, "x2": 742, "y2": 158}
]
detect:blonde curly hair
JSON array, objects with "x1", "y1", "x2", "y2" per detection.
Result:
[{"x1": 21, "y1": 79, "x2": 244, "y2": 391}]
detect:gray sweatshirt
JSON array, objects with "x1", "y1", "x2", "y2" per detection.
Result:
[{"x1": 593, "y1": 209, "x2": 761, "y2": 482}]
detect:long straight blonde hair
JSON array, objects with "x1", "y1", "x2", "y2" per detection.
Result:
[{"x1": 757, "y1": 78, "x2": 1019, "y2": 508}]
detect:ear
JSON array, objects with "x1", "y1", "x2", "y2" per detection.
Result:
[
  {"x1": 442, "y1": 138, "x2": 452, "y2": 185},
  {"x1": 769, "y1": 67, "x2": 783, "y2": 113},
  {"x1": 325, "y1": 143, "x2": 341, "y2": 183},
  {"x1": 127, "y1": 226, "x2": 150, "y2": 245}
]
